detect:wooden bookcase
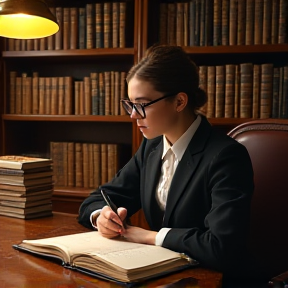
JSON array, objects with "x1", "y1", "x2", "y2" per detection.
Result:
[{"x1": 0, "y1": 0, "x2": 288, "y2": 225}]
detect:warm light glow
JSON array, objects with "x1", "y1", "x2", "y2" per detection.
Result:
[{"x1": 0, "y1": 13, "x2": 59, "y2": 39}]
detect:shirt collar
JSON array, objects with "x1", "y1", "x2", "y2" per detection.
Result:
[{"x1": 162, "y1": 115, "x2": 201, "y2": 161}]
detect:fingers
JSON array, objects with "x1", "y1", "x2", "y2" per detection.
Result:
[
  {"x1": 97, "y1": 206, "x2": 126, "y2": 238},
  {"x1": 117, "y1": 207, "x2": 127, "y2": 223}
]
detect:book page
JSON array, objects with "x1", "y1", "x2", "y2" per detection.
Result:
[{"x1": 22, "y1": 231, "x2": 182, "y2": 270}]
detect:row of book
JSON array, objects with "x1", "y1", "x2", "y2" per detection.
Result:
[
  {"x1": 5, "y1": 2, "x2": 127, "y2": 51},
  {"x1": 159, "y1": 0, "x2": 288, "y2": 47},
  {"x1": 50, "y1": 142, "x2": 120, "y2": 189},
  {"x1": 198, "y1": 64, "x2": 288, "y2": 119},
  {"x1": 9, "y1": 71, "x2": 128, "y2": 116},
  {"x1": 0, "y1": 156, "x2": 53, "y2": 219}
]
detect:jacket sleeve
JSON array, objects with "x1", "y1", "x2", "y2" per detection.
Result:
[{"x1": 77, "y1": 139, "x2": 148, "y2": 229}]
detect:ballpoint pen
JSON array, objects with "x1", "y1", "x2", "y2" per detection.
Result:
[{"x1": 100, "y1": 189, "x2": 126, "y2": 228}]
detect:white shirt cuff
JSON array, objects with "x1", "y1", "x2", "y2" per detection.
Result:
[
  {"x1": 155, "y1": 228, "x2": 171, "y2": 246},
  {"x1": 90, "y1": 209, "x2": 102, "y2": 229}
]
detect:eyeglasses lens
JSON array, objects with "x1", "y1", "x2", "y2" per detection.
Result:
[{"x1": 121, "y1": 101, "x2": 145, "y2": 118}]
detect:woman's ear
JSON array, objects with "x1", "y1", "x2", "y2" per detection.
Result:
[{"x1": 175, "y1": 92, "x2": 188, "y2": 112}]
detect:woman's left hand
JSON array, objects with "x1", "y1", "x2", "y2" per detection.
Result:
[{"x1": 122, "y1": 225, "x2": 157, "y2": 245}]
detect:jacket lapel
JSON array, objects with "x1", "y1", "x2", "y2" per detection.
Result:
[
  {"x1": 163, "y1": 117, "x2": 212, "y2": 226},
  {"x1": 142, "y1": 141, "x2": 164, "y2": 231}
]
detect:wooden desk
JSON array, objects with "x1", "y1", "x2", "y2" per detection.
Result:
[{"x1": 0, "y1": 212, "x2": 222, "y2": 288}]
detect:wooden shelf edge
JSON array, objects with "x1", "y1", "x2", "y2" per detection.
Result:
[
  {"x1": 2, "y1": 114, "x2": 133, "y2": 122},
  {"x1": 2, "y1": 48, "x2": 135, "y2": 58},
  {"x1": 208, "y1": 118, "x2": 254, "y2": 126},
  {"x1": 183, "y1": 44, "x2": 288, "y2": 55},
  {"x1": 53, "y1": 187, "x2": 92, "y2": 198}
]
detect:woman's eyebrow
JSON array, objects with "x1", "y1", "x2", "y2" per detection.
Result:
[{"x1": 131, "y1": 96, "x2": 151, "y2": 102}]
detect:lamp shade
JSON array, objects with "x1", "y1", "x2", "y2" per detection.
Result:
[{"x1": 0, "y1": 0, "x2": 59, "y2": 39}]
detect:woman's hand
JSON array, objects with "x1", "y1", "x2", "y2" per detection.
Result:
[
  {"x1": 123, "y1": 226, "x2": 157, "y2": 245},
  {"x1": 96, "y1": 206, "x2": 127, "y2": 238}
]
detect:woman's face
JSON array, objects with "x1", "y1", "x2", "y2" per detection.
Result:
[{"x1": 127, "y1": 77, "x2": 179, "y2": 140}]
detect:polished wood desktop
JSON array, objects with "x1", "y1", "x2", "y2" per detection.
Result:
[{"x1": 0, "y1": 212, "x2": 222, "y2": 288}]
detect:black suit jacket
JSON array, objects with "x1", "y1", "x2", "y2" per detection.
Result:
[{"x1": 78, "y1": 116, "x2": 254, "y2": 277}]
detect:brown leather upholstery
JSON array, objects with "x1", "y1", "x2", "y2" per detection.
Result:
[{"x1": 228, "y1": 119, "x2": 288, "y2": 279}]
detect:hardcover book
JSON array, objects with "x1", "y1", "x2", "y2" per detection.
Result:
[
  {"x1": 13, "y1": 231, "x2": 198, "y2": 285},
  {"x1": 0, "y1": 156, "x2": 52, "y2": 170}
]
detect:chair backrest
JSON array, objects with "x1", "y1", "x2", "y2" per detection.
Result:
[{"x1": 228, "y1": 119, "x2": 288, "y2": 279}]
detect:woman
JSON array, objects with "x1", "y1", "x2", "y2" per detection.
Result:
[{"x1": 78, "y1": 45, "x2": 254, "y2": 279}]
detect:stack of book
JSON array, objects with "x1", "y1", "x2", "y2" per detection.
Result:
[{"x1": 0, "y1": 156, "x2": 54, "y2": 219}]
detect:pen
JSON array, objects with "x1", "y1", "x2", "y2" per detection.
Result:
[{"x1": 100, "y1": 189, "x2": 126, "y2": 228}]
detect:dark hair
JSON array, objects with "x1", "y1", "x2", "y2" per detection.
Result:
[{"x1": 127, "y1": 44, "x2": 207, "y2": 111}]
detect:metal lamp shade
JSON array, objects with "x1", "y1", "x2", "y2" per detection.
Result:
[{"x1": 0, "y1": 0, "x2": 59, "y2": 39}]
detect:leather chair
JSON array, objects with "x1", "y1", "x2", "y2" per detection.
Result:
[{"x1": 228, "y1": 119, "x2": 288, "y2": 280}]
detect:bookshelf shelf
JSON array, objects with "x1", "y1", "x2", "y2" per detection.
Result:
[
  {"x1": 183, "y1": 44, "x2": 288, "y2": 55},
  {"x1": 2, "y1": 48, "x2": 135, "y2": 59},
  {"x1": 2, "y1": 114, "x2": 133, "y2": 123}
]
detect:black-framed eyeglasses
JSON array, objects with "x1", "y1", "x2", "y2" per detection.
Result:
[{"x1": 120, "y1": 92, "x2": 177, "y2": 119}]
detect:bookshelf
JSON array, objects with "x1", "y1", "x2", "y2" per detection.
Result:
[{"x1": 0, "y1": 0, "x2": 288, "y2": 221}]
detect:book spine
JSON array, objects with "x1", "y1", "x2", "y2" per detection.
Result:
[
  {"x1": 91, "y1": 72, "x2": 99, "y2": 115},
  {"x1": 215, "y1": 65, "x2": 225, "y2": 118},
  {"x1": 15, "y1": 77, "x2": 22, "y2": 114},
  {"x1": 95, "y1": 3, "x2": 103, "y2": 48},
  {"x1": 237, "y1": 0, "x2": 246, "y2": 45},
  {"x1": 93, "y1": 143, "x2": 101, "y2": 188},
  {"x1": 252, "y1": 64, "x2": 261, "y2": 119},
  {"x1": 263, "y1": 0, "x2": 273, "y2": 44},
  {"x1": 104, "y1": 2, "x2": 112, "y2": 48},
  {"x1": 112, "y1": 2, "x2": 120, "y2": 48},
  {"x1": 63, "y1": 7, "x2": 70, "y2": 50},
  {"x1": 38, "y1": 77, "x2": 45, "y2": 115},
  {"x1": 189, "y1": 0, "x2": 196, "y2": 46},
  {"x1": 278, "y1": 0, "x2": 288, "y2": 44},
  {"x1": 159, "y1": 3, "x2": 168, "y2": 44},
  {"x1": 104, "y1": 72, "x2": 111, "y2": 115},
  {"x1": 260, "y1": 63, "x2": 273, "y2": 119},
  {"x1": 9, "y1": 71, "x2": 17, "y2": 114},
  {"x1": 240, "y1": 63, "x2": 253, "y2": 118},
  {"x1": 32, "y1": 75, "x2": 39, "y2": 114},
  {"x1": 224, "y1": 64, "x2": 236, "y2": 118},
  {"x1": 245, "y1": 0, "x2": 255, "y2": 45},
  {"x1": 47, "y1": 7, "x2": 56, "y2": 50},
  {"x1": 84, "y1": 76, "x2": 91, "y2": 115},
  {"x1": 55, "y1": 7, "x2": 63, "y2": 50},
  {"x1": 78, "y1": 7, "x2": 86, "y2": 49},
  {"x1": 44, "y1": 77, "x2": 51, "y2": 115},
  {"x1": 221, "y1": 0, "x2": 229, "y2": 46},
  {"x1": 82, "y1": 143, "x2": 89, "y2": 188},
  {"x1": 271, "y1": 0, "x2": 280, "y2": 44},
  {"x1": 58, "y1": 77, "x2": 65, "y2": 115},
  {"x1": 101, "y1": 144, "x2": 108, "y2": 185},
  {"x1": 207, "y1": 66, "x2": 216, "y2": 118},
  {"x1": 176, "y1": 2, "x2": 184, "y2": 46},
  {"x1": 119, "y1": 2, "x2": 126, "y2": 48},
  {"x1": 167, "y1": 3, "x2": 176, "y2": 45},
  {"x1": 86, "y1": 4, "x2": 94, "y2": 49},
  {"x1": 254, "y1": 0, "x2": 264, "y2": 44},
  {"x1": 64, "y1": 76, "x2": 73, "y2": 115},
  {"x1": 51, "y1": 77, "x2": 58, "y2": 115},
  {"x1": 229, "y1": 0, "x2": 238, "y2": 46},
  {"x1": 213, "y1": 0, "x2": 221, "y2": 46},
  {"x1": 272, "y1": 67, "x2": 280, "y2": 118},
  {"x1": 75, "y1": 143, "x2": 83, "y2": 187},
  {"x1": 70, "y1": 7, "x2": 78, "y2": 50}
]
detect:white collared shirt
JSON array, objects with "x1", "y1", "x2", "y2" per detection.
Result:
[{"x1": 155, "y1": 115, "x2": 201, "y2": 245}]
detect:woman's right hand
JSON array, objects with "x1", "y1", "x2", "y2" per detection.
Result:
[{"x1": 96, "y1": 206, "x2": 127, "y2": 238}]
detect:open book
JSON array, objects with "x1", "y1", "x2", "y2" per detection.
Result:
[{"x1": 13, "y1": 231, "x2": 198, "y2": 285}]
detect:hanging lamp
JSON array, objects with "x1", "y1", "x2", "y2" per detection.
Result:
[{"x1": 0, "y1": 0, "x2": 59, "y2": 39}]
